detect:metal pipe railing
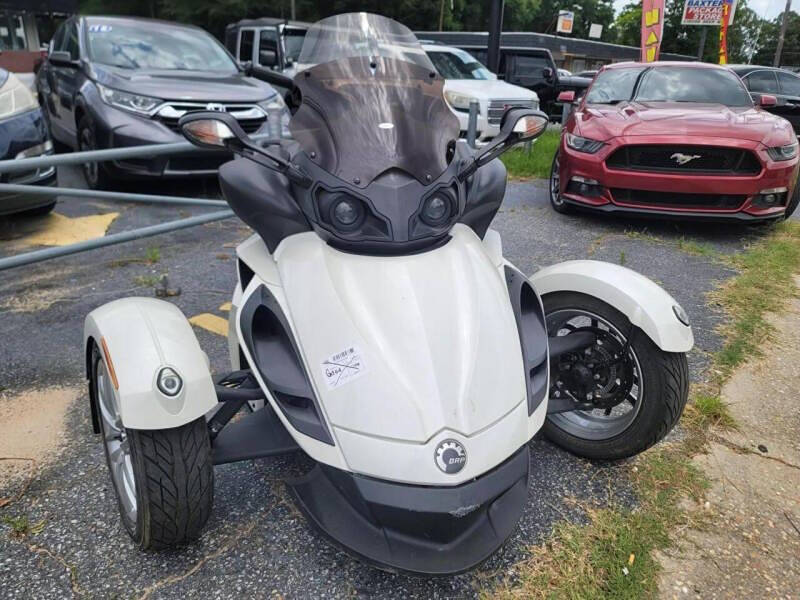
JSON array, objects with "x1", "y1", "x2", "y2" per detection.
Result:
[{"x1": 0, "y1": 183, "x2": 228, "y2": 207}]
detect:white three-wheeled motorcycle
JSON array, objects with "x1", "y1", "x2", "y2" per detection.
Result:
[{"x1": 83, "y1": 13, "x2": 692, "y2": 575}]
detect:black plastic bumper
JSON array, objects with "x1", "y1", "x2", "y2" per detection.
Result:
[
  {"x1": 288, "y1": 445, "x2": 530, "y2": 575},
  {"x1": 563, "y1": 198, "x2": 783, "y2": 223}
]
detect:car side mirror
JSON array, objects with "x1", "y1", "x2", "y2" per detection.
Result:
[
  {"x1": 259, "y1": 50, "x2": 277, "y2": 68},
  {"x1": 759, "y1": 94, "x2": 777, "y2": 107},
  {"x1": 543, "y1": 67, "x2": 554, "y2": 81},
  {"x1": 238, "y1": 60, "x2": 253, "y2": 75},
  {"x1": 49, "y1": 51, "x2": 78, "y2": 68},
  {"x1": 557, "y1": 90, "x2": 576, "y2": 104},
  {"x1": 459, "y1": 108, "x2": 549, "y2": 180}
]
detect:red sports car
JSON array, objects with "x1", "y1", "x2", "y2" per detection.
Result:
[{"x1": 550, "y1": 62, "x2": 800, "y2": 221}]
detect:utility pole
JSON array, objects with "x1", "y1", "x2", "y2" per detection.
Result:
[
  {"x1": 487, "y1": 0, "x2": 505, "y2": 74},
  {"x1": 439, "y1": 0, "x2": 446, "y2": 31},
  {"x1": 697, "y1": 27, "x2": 707, "y2": 59},
  {"x1": 774, "y1": 0, "x2": 792, "y2": 67},
  {"x1": 290, "y1": 0, "x2": 296, "y2": 21}
]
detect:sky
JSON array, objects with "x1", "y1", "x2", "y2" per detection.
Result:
[{"x1": 611, "y1": 0, "x2": 795, "y2": 20}]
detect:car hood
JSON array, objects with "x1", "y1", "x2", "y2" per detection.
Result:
[
  {"x1": 576, "y1": 102, "x2": 794, "y2": 146},
  {"x1": 89, "y1": 65, "x2": 276, "y2": 103},
  {"x1": 444, "y1": 78, "x2": 538, "y2": 101}
]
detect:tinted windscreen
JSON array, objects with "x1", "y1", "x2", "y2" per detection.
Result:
[
  {"x1": 585, "y1": 67, "x2": 644, "y2": 104},
  {"x1": 86, "y1": 21, "x2": 237, "y2": 72},
  {"x1": 636, "y1": 67, "x2": 752, "y2": 106}
]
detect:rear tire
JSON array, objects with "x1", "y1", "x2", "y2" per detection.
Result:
[
  {"x1": 542, "y1": 292, "x2": 689, "y2": 460},
  {"x1": 549, "y1": 151, "x2": 573, "y2": 214},
  {"x1": 91, "y1": 345, "x2": 213, "y2": 549}
]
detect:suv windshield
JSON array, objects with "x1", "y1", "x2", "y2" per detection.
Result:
[
  {"x1": 86, "y1": 20, "x2": 237, "y2": 73},
  {"x1": 427, "y1": 48, "x2": 495, "y2": 80},
  {"x1": 586, "y1": 66, "x2": 753, "y2": 107},
  {"x1": 283, "y1": 27, "x2": 307, "y2": 63}
]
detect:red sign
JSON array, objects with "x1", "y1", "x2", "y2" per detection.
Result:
[{"x1": 641, "y1": 0, "x2": 665, "y2": 62}]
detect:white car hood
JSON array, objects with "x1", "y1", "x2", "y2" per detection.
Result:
[{"x1": 444, "y1": 78, "x2": 538, "y2": 101}]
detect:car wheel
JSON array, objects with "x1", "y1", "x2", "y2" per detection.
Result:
[
  {"x1": 783, "y1": 185, "x2": 800, "y2": 220},
  {"x1": 549, "y1": 152, "x2": 572, "y2": 214},
  {"x1": 78, "y1": 116, "x2": 112, "y2": 190}
]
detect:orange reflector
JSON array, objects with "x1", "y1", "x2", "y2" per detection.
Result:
[{"x1": 100, "y1": 336, "x2": 119, "y2": 390}]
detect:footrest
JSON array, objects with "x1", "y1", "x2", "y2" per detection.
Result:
[{"x1": 211, "y1": 403, "x2": 300, "y2": 465}]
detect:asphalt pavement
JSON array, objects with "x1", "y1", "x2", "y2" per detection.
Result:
[{"x1": 0, "y1": 166, "x2": 792, "y2": 599}]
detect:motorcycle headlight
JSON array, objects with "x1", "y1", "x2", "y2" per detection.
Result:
[
  {"x1": 328, "y1": 194, "x2": 365, "y2": 231},
  {"x1": 766, "y1": 141, "x2": 798, "y2": 162},
  {"x1": 444, "y1": 90, "x2": 478, "y2": 112},
  {"x1": 0, "y1": 72, "x2": 38, "y2": 120},
  {"x1": 420, "y1": 193, "x2": 454, "y2": 226},
  {"x1": 565, "y1": 132, "x2": 605, "y2": 154},
  {"x1": 96, "y1": 82, "x2": 161, "y2": 116}
]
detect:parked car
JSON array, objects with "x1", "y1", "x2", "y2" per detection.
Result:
[
  {"x1": 443, "y1": 45, "x2": 592, "y2": 119},
  {"x1": 727, "y1": 65, "x2": 800, "y2": 134},
  {"x1": 0, "y1": 68, "x2": 57, "y2": 216},
  {"x1": 422, "y1": 43, "x2": 539, "y2": 144},
  {"x1": 35, "y1": 16, "x2": 288, "y2": 189},
  {"x1": 574, "y1": 70, "x2": 598, "y2": 79},
  {"x1": 557, "y1": 68, "x2": 571, "y2": 78},
  {"x1": 551, "y1": 62, "x2": 800, "y2": 221},
  {"x1": 224, "y1": 18, "x2": 309, "y2": 81}
]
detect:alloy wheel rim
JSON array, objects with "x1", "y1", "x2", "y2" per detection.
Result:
[
  {"x1": 80, "y1": 128, "x2": 98, "y2": 186},
  {"x1": 97, "y1": 360, "x2": 137, "y2": 523},
  {"x1": 547, "y1": 308, "x2": 643, "y2": 440},
  {"x1": 550, "y1": 155, "x2": 563, "y2": 205}
]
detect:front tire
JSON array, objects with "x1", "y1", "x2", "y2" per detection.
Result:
[
  {"x1": 549, "y1": 151, "x2": 572, "y2": 214},
  {"x1": 542, "y1": 292, "x2": 688, "y2": 460},
  {"x1": 78, "y1": 116, "x2": 113, "y2": 190},
  {"x1": 91, "y1": 345, "x2": 214, "y2": 549},
  {"x1": 784, "y1": 184, "x2": 799, "y2": 220}
]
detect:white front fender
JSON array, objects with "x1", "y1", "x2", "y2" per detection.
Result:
[
  {"x1": 84, "y1": 297, "x2": 217, "y2": 430},
  {"x1": 529, "y1": 260, "x2": 694, "y2": 352}
]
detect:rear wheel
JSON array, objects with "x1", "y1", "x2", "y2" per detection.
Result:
[
  {"x1": 549, "y1": 152, "x2": 572, "y2": 214},
  {"x1": 91, "y1": 344, "x2": 214, "y2": 549},
  {"x1": 542, "y1": 292, "x2": 688, "y2": 460}
]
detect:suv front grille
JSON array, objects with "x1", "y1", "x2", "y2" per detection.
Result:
[
  {"x1": 488, "y1": 99, "x2": 537, "y2": 125},
  {"x1": 154, "y1": 103, "x2": 266, "y2": 135},
  {"x1": 606, "y1": 145, "x2": 761, "y2": 175},
  {"x1": 611, "y1": 188, "x2": 746, "y2": 210}
]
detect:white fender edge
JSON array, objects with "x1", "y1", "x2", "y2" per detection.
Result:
[
  {"x1": 84, "y1": 297, "x2": 217, "y2": 430},
  {"x1": 528, "y1": 260, "x2": 694, "y2": 353}
]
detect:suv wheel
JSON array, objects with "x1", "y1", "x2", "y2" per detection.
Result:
[{"x1": 78, "y1": 116, "x2": 112, "y2": 190}]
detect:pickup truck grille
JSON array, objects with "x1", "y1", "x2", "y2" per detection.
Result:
[
  {"x1": 487, "y1": 99, "x2": 537, "y2": 125},
  {"x1": 154, "y1": 103, "x2": 266, "y2": 135},
  {"x1": 606, "y1": 145, "x2": 761, "y2": 175}
]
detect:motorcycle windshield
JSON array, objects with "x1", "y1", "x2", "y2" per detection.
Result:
[{"x1": 290, "y1": 13, "x2": 460, "y2": 186}]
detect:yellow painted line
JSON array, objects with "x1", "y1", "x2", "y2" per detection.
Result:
[
  {"x1": 188, "y1": 313, "x2": 228, "y2": 337},
  {"x1": 219, "y1": 302, "x2": 232, "y2": 312},
  {"x1": 17, "y1": 212, "x2": 119, "y2": 247}
]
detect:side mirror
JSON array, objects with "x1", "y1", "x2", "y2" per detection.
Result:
[
  {"x1": 238, "y1": 60, "x2": 253, "y2": 74},
  {"x1": 179, "y1": 112, "x2": 248, "y2": 151},
  {"x1": 759, "y1": 94, "x2": 777, "y2": 107},
  {"x1": 543, "y1": 67, "x2": 554, "y2": 81},
  {"x1": 259, "y1": 50, "x2": 277, "y2": 68},
  {"x1": 557, "y1": 90, "x2": 576, "y2": 104},
  {"x1": 49, "y1": 51, "x2": 78, "y2": 68},
  {"x1": 460, "y1": 108, "x2": 549, "y2": 179}
]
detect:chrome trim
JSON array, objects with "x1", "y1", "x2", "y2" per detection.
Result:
[
  {"x1": 487, "y1": 98, "x2": 538, "y2": 125},
  {"x1": 155, "y1": 102, "x2": 267, "y2": 120}
]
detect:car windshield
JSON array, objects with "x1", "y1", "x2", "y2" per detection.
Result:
[
  {"x1": 86, "y1": 20, "x2": 237, "y2": 73},
  {"x1": 283, "y1": 27, "x2": 307, "y2": 63},
  {"x1": 290, "y1": 13, "x2": 458, "y2": 186},
  {"x1": 427, "y1": 48, "x2": 495, "y2": 80},
  {"x1": 585, "y1": 66, "x2": 752, "y2": 107}
]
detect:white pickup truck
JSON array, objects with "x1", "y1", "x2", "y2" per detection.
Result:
[{"x1": 423, "y1": 43, "x2": 540, "y2": 144}]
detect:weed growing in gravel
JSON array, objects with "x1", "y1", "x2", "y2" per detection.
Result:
[
  {"x1": 134, "y1": 274, "x2": 161, "y2": 288},
  {"x1": 145, "y1": 246, "x2": 161, "y2": 264},
  {"x1": 486, "y1": 220, "x2": 800, "y2": 600},
  {"x1": 500, "y1": 128, "x2": 560, "y2": 179},
  {"x1": 676, "y1": 237, "x2": 720, "y2": 259},
  {"x1": 2, "y1": 514, "x2": 45, "y2": 537}
]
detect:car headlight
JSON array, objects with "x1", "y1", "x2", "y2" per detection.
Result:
[
  {"x1": 444, "y1": 90, "x2": 479, "y2": 112},
  {"x1": 766, "y1": 141, "x2": 798, "y2": 162},
  {"x1": 96, "y1": 82, "x2": 161, "y2": 116},
  {"x1": 15, "y1": 140, "x2": 53, "y2": 159},
  {"x1": 565, "y1": 132, "x2": 605, "y2": 154},
  {"x1": 259, "y1": 93, "x2": 290, "y2": 138},
  {"x1": 0, "y1": 72, "x2": 38, "y2": 120}
]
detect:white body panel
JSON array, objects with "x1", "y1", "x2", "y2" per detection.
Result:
[
  {"x1": 235, "y1": 224, "x2": 542, "y2": 485},
  {"x1": 83, "y1": 298, "x2": 217, "y2": 430},
  {"x1": 529, "y1": 260, "x2": 694, "y2": 352}
]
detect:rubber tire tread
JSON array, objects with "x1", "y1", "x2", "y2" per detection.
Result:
[
  {"x1": 127, "y1": 418, "x2": 214, "y2": 550},
  {"x1": 541, "y1": 292, "x2": 689, "y2": 460},
  {"x1": 784, "y1": 183, "x2": 800, "y2": 219},
  {"x1": 549, "y1": 151, "x2": 573, "y2": 215}
]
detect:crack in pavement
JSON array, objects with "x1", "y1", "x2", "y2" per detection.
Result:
[{"x1": 708, "y1": 432, "x2": 800, "y2": 471}]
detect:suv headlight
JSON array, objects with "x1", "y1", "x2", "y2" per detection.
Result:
[
  {"x1": 565, "y1": 132, "x2": 605, "y2": 154},
  {"x1": 444, "y1": 90, "x2": 478, "y2": 112},
  {"x1": 0, "y1": 72, "x2": 38, "y2": 120},
  {"x1": 259, "y1": 93, "x2": 290, "y2": 137},
  {"x1": 766, "y1": 141, "x2": 798, "y2": 162},
  {"x1": 96, "y1": 83, "x2": 161, "y2": 116}
]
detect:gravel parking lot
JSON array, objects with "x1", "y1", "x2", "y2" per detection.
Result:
[{"x1": 0, "y1": 166, "x2": 795, "y2": 599}]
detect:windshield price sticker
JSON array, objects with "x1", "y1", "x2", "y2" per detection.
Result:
[{"x1": 321, "y1": 346, "x2": 368, "y2": 390}]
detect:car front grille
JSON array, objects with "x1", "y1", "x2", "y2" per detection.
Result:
[
  {"x1": 611, "y1": 188, "x2": 747, "y2": 210},
  {"x1": 606, "y1": 145, "x2": 761, "y2": 175},
  {"x1": 487, "y1": 99, "x2": 537, "y2": 125},
  {"x1": 154, "y1": 103, "x2": 266, "y2": 135}
]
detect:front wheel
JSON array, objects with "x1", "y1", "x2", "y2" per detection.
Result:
[
  {"x1": 549, "y1": 152, "x2": 572, "y2": 214},
  {"x1": 91, "y1": 345, "x2": 214, "y2": 549},
  {"x1": 542, "y1": 292, "x2": 688, "y2": 460},
  {"x1": 783, "y1": 185, "x2": 799, "y2": 220}
]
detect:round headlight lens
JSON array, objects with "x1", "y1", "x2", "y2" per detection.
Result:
[
  {"x1": 421, "y1": 194, "x2": 451, "y2": 225},
  {"x1": 333, "y1": 199, "x2": 359, "y2": 225},
  {"x1": 328, "y1": 195, "x2": 365, "y2": 231}
]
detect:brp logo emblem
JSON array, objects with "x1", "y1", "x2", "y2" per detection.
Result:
[
  {"x1": 670, "y1": 152, "x2": 702, "y2": 166},
  {"x1": 434, "y1": 439, "x2": 467, "y2": 474},
  {"x1": 206, "y1": 103, "x2": 226, "y2": 112}
]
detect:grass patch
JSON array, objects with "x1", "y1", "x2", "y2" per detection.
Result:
[
  {"x1": 2, "y1": 515, "x2": 45, "y2": 538},
  {"x1": 500, "y1": 128, "x2": 560, "y2": 179},
  {"x1": 144, "y1": 246, "x2": 161, "y2": 264},
  {"x1": 486, "y1": 220, "x2": 800, "y2": 599},
  {"x1": 133, "y1": 274, "x2": 161, "y2": 288},
  {"x1": 676, "y1": 237, "x2": 719, "y2": 259}
]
